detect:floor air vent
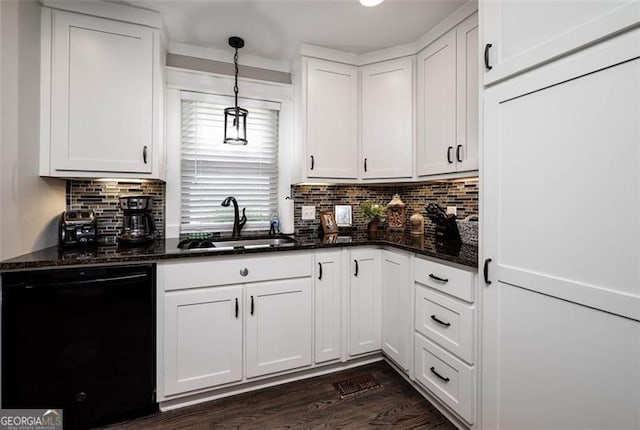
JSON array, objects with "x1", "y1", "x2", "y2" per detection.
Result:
[{"x1": 333, "y1": 374, "x2": 381, "y2": 398}]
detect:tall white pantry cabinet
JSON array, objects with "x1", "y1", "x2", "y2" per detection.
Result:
[{"x1": 480, "y1": 2, "x2": 640, "y2": 429}]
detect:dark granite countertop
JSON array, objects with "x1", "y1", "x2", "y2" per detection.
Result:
[{"x1": 0, "y1": 232, "x2": 477, "y2": 272}]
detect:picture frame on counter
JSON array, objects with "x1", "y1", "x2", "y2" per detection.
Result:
[
  {"x1": 334, "y1": 205, "x2": 352, "y2": 227},
  {"x1": 320, "y1": 210, "x2": 339, "y2": 234}
]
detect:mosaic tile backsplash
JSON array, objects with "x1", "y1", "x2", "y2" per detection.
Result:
[
  {"x1": 291, "y1": 179, "x2": 479, "y2": 237},
  {"x1": 67, "y1": 180, "x2": 166, "y2": 242},
  {"x1": 66, "y1": 178, "x2": 476, "y2": 242}
]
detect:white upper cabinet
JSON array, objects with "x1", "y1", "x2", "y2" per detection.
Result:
[
  {"x1": 292, "y1": 8, "x2": 479, "y2": 184},
  {"x1": 361, "y1": 58, "x2": 414, "y2": 179},
  {"x1": 455, "y1": 15, "x2": 479, "y2": 172},
  {"x1": 41, "y1": 7, "x2": 165, "y2": 179},
  {"x1": 416, "y1": 29, "x2": 456, "y2": 176},
  {"x1": 481, "y1": 0, "x2": 640, "y2": 85},
  {"x1": 417, "y1": 13, "x2": 479, "y2": 177},
  {"x1": 304, "y1": 58, "x2": 359, "y2": 179}
]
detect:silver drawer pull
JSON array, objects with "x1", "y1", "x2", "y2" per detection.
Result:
[
  {"x1": 430, "y1": 315, "x2": 451, "y2": 327},
  {"x1": 240, "y1": 268, "x2": 249, "y2": 277},
  {"x1": 428, "y1": 273, "x2": 448, "y2": 283}
]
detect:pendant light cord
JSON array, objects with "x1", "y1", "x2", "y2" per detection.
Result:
[{"x1": 233, "y1": 48, "x2": 239, "y2": 115}]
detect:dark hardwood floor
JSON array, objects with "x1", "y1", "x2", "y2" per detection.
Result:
[{"x1": 103, "y1": 361, "x2": 456, "y2": 430}]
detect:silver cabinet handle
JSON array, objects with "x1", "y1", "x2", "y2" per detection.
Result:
[{"x1": 240, "y1": 268, "x2": 249, "y2": 277}]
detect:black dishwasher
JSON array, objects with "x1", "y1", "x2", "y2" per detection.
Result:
[{"x1": 1, "y1": 264, "x2": 157, "y2": 429}]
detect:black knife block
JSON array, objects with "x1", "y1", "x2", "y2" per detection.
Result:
[{"x1": 435, "y1": 220, "x2": 461, "y2": 243}]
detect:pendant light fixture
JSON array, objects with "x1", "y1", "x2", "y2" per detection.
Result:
[{"x1": 224, "y1": 36, "x2": 248, "y2": 145}]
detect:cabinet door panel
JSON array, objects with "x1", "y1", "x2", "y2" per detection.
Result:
[
  {"x1": 381, "y1": 251, "x2": 411, "y2": 370},
  {"x1": 415, "y1": 284, "x2": 474, "y2": 364},
  {"x1": 51, "y1": 10, "x2": 153, "y2": 173},
  {"x1": 482, "y1": 285, "x2": 640, "y2": 429},
  {"x1": 414, "y1": 333, "x2": 475, "y2": 424},
  {"x1": 361, "y1": 58, "x2": 413, "y2": 179},
  {"x1": 484, "y1": 29, "x2": 640, "y2": 320},
  {"x1": 456, "y1": 14, "x2": 479, "y2": 172},
  {"x1": 482, "y1": 0, "x2": 639, "y2": 84},
  {"x1": 417, "y1": 29, "x2": 457, "y2": 176},
  {"x1": 246, "y1": 278, "x2": 312, "y2": 378},
  {"x1": 305, "y1": 58, "x2": 358, "y2": 179},
  {"x1": 164, "y1": 286, "x2": 243, "y2": 396},
  {"x1": 314, "y1": 252, "x2": 342, "y2": 363},
  {"x1": 349, "y1": 250, "x2": 382, "y2": 356}
]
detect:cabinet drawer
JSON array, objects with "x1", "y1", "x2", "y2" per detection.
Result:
[
  {"x1": 414, "y1": 333, "x2": 475, "y2": 424},
  {"x1": 414, "y1": 258, "x2": 475, "y2": 302},
  {"x1": 415, "y1": 284, "x2": 475, "y2": 364},
  {"x1": 159, "y1": 253, "x2": 313, "y2": 291}
]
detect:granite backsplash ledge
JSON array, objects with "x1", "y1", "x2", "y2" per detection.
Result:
[
  {"x1": 291, "y1": 179, "x2": 479, "y2": 237},
  {"x1": 67, "y1": 180, "x2": 166, "y2": 241}
]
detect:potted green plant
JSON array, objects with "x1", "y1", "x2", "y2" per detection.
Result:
[{"x1": 360, "y1": 202, "x2": 385, "y2": 235}]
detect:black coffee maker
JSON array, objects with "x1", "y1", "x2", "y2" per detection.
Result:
[{"x1": 119, "y1": 195, "x2": 157, "y2": 244}]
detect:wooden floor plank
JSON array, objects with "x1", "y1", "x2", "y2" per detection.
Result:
[{"x1": 103, "y1": 362, "x2": 456, "y2": 430}]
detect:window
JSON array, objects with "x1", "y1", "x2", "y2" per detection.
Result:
[{"x1": 180, "y1": 91, "x2": 279, "y2": 233}]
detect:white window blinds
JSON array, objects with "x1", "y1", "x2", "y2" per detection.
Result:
[{"x1": 180, "y1": 91, "x2": 280, "y2": 233}]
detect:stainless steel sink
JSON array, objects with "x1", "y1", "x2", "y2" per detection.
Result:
[{"x1": 211, "y1": 236, "x2": 297, "y2": 249}]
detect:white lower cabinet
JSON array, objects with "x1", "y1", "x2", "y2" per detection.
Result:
[
  {"x1": 348, "y1": 249, "x2": 382, "y2": 357},
  {"x1": 160, "y1": 248, "x2": 481, "y2": 422},
  {"x1": 164, "y1": 285, "x2": 243, "y2": 396},
  {"x1": 314, "y1": 251, "x2": 343, "y2": 363},
  {"x1": 414, "y1": 333, "x2": 475, "y2": 424},
  {"x1": 415, "y1": 284, "x2": 475, "y2": 364},
  {"x1": 414, "y1": 257, "x2": 475, "y2": 303},
  {"x1": 413, "y1": 257, "x2": 478, "y2": 425},
  {"x1": 245, "y1": 278, "x2": 312, "y2": 378},
  {"x1": 381, "y1": 250, "x2": 411, "y2": 370},
  {"x1": 160, "y1": 253, "x2": 314, "y2": 398}
]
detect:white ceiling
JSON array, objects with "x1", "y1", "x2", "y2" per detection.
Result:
[{"x1": 128, "y1": 0, "x2": 467, "y2": 63}]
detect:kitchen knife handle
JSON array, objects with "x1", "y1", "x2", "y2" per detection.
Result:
[
  {"x1": 431, "y1": 315, "x2": 451, "y2": 327},
  {"x1": 484, "y1": 43, "x2": 493, "y2": 71},
  {"x1": 456, "y1": 144, "x2": 463, "y2": 163},
  {"x1": 250, "y1": 295, "x2": 254, "y2": 315},
  {"x1": 484, "y1": 258, "x2": 492, "y2": 285},
  {"x1": 447, "y1": 146, "x2": 453, "y2": 164},
  {"x1": 354, "y1": 260, "x2": 359, "y2": 277},
  {"x1": 430, "y1": 367, "x2": 450, "y2": 382},
  {"x1": 310, "y1": 155, "x2": 315, "y2": 170},
  {"x1": 318, "y1": 262, "x2": 323, "y2": 280},
  {"x1": 235, "y1": 298, "x2": 239, "y2": 319},
  {"x1": 429, "y1": 273, "x2": 449, "y2": 283}
]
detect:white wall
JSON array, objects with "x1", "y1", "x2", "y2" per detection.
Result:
[{"x1": 0, "y1": 0, "x2": 65, "y2": 260}]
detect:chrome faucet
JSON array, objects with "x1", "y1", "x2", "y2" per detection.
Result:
[{"x1": 221, "y1": 196, "x2": 247, "y2": 238}]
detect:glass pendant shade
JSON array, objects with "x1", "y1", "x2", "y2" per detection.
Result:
[
  {"x1": 224, "y1": 36, "x2": 248, "y2": 145},
  {"x1": 223, "y1": 106, "x2": 248, "y2": 145}
]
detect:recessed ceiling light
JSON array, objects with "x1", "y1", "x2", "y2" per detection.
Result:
[{"x1": 360, "y1": 0, "x2": 384, "y2": 7}]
